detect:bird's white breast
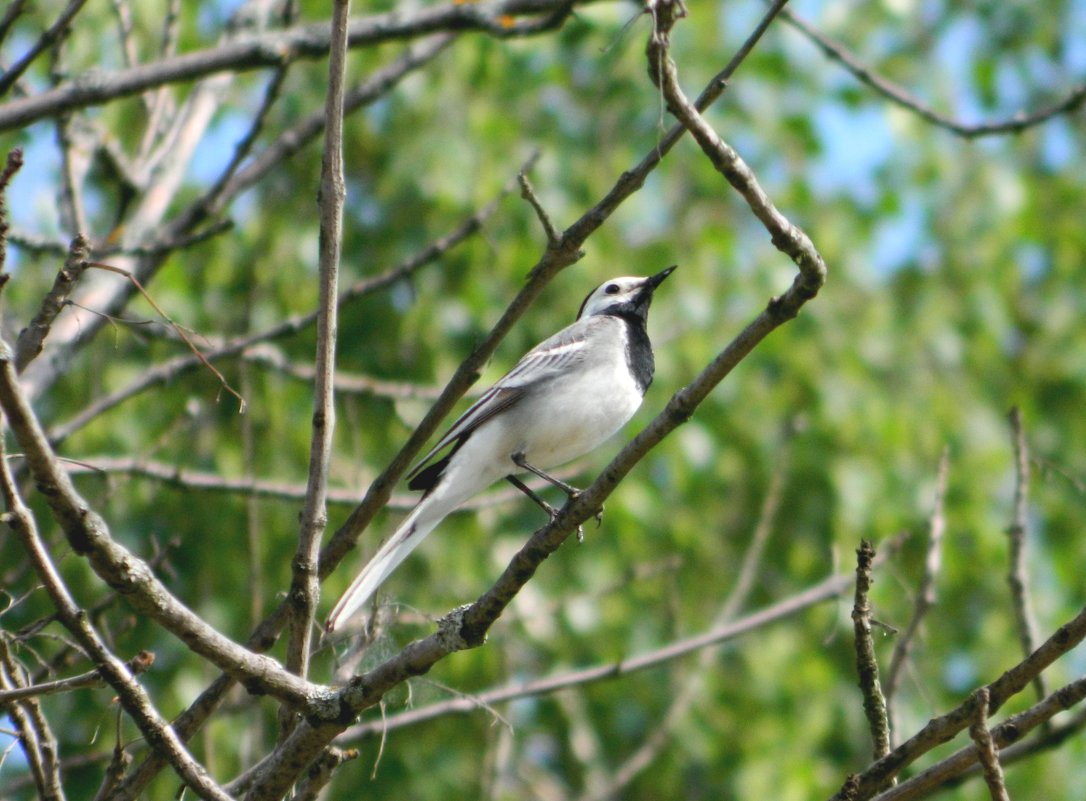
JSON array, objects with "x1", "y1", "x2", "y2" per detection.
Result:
[{"x1": 507, "y1": 316, "x2": 643, "y2": 470}]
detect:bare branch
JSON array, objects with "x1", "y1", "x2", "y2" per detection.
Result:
[
  {"x1": 13, "y1": 235, "x2": 90, "y2": 373},
  {"x1": 0, "y1": 415, "x2": 232, "y2": 801},
  {"x1": 852, "y1": 540, "x2": 892, "y2": 763},
  {"x1": 829, "y1": 603, "x2": 1086, "y2": 800},
  {"x1": 84, "y1": 260, "x2": 246, "y2": 410},
  {"x1": 0, "y1": 634, "x2": 66, "y2": 801},
  {"x1": 290, "y1": 746, "x2": 359, "y2": 801},
  {"x1": 779, "y1": 7, "x2": 1086, "y2": 140},
  {"x1": 0, "y1": 649, "x2": 153, "y2": 703},
  {"x1": 518, "y1": 170, "x2": 561, "y2": 247},
  {"x1": 870, "y1": 677, "x2": 1086, "y2": 801},
  {"x1": 0, "y1": 2, "x2": 30, "y2": 52},
  {"x1": 967, "y1": 688, "x2": 1011, "y2": 801},
  {"x1": 0, "y1": 147, "x2": 24, "y2": 277},
  {"x1": 647, "y1": 0, "x2": 827, "y2": 287},
  {"x1": 1006, "y1": 406, "x2": 1046, "y2": 700},
  {"x1": 0, "y1": 0, "x2": 91, "y2": 98},
  {"x1": 885, "y1": 448, "x2": 949, "y2": 733},
  {"x1": 284, "y1": 0, "x2": 351, "y2": 690},
  {"x1": 0, "y1": 0, "x2": 577, "y2": 132},
  {"x1": 0, "y1": 340, "x2": 329, "y2": 710}
]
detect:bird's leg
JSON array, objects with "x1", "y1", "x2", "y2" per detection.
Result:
[
  {"x1": 511, "y1": 453, "x2": 604, "y2": 540},
  {"x1": 506, "y1": 475, "x2": 559, "y2": 519},
  {"x1": 511, "y1": 452, "x2": 582, "y2": 498},
  {"x1": 506, "y1": 473, "x2": 585, "y2": 542}
]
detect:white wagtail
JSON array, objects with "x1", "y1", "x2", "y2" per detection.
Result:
[{"x1": 326, "y1": 266, "x2": 675, "y2": 631}]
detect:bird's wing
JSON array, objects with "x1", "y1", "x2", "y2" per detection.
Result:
[{"x1": 406, "y1": 321, "x2": 592, "y2": 489}]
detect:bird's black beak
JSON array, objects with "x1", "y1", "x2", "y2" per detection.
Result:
[{"x1": 645, "y1": 265, "x2": 676, "y2": 292}]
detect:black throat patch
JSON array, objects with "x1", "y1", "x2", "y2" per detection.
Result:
[{"x1": 614, "y1": 312, "x2": 655, "y2": 394}]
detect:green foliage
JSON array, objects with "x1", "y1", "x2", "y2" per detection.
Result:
[{"x1": 1, "y1": 1, "x2": 1085, "y2": 800}]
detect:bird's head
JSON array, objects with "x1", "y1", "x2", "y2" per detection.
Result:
[{"x1": 576, "y1": 265, "x2": 676, "y2": 321}]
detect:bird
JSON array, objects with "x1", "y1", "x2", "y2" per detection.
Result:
[{"x1": 325, "y1": 266, "x2": 676, "y2": 632}]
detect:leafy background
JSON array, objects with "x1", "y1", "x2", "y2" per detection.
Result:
[{"x1": 1, "y1": 0, "x2": 1085, "y2": 799}]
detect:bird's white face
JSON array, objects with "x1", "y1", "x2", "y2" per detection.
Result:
[{"x1": 576, "y1": 276, "x2": 655, "y2": 319}]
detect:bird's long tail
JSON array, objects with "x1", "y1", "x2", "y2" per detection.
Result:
[{"x1": 325, "y1": 500, "x2": 444, "y2": 632}]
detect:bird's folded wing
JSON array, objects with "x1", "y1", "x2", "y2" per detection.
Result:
[{"x1": 406, "y1": 328, "x2": 590, "y2": 483}]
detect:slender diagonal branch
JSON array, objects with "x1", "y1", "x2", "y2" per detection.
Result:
[
  {"x1": 0, "y1": 417, "x2": 231, "y2": 801},
  {"x1": 13, "y1": 236, "x2": 90, "y2": 372},
  {"x1": 285, "y1": 0, "x2": 351, "y2": 695},
  {"x1": 885, "y1": 448, "x2": 949, "y2": 743},
  {"x1": 852, "y1": 540, "x2": 892, "y2": 763},
  {"x1": 828, "y1": 603, "x2": 1086, "y2": 800},
  {"x1": 0, "y1": 0, "x2": 577, "y2": 132},
  {"x1": 1006, "y1": 406, "x2": 1046, "y2": 701},
  {"x1": 870, "y1": 677, "x2": 1086, "y2": 801},
  {"x1": 0, "y1": 341, "x2": 330, "y2": 712},
  {"x1": 0, "y1": 0, "x2": 91, "y2": 98},
  {"x1": 779, "y1": 7, "x2": 1086, "y2": 139}
]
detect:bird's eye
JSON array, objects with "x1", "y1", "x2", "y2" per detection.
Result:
[{"x1": 605, "y1": 284, "x2": 620, "y2": 295}]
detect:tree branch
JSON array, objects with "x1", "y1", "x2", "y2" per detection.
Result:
[
  {"x1": 0, "y1": 0, "x2": 90, "y2": 98},
  {"x1": 829, "y1": 603, "x2": 1086, "y2": 800},
  {"x1": 0, "y1": 648, "x2": 153, "y2": 703},
  {"x1": 779, "y1": 7, "x2": 1086, "y2": 139},
  {"x1": 0, "y1": 634, "x2": 66, "y2": 801},
  {"x1": 339, "y1": 518, "x2": 879, "y2": 746},
  {"x1": 13, "y1": 235, "x2": 90, "y2": 372},
  {"x1": 0, "y1": 0, "x2": 578, "y2": 132},
  {"x1": 0, "y1": 418, "x2": 232, "y2": 801},
  {"x1": 284, "y1": 0, "x2": 351, "y2": 696},
  {"x1": 1006, "y1": 406, "x2": 1045, "y2": 701},
  {"x1": 0, "y1": 340, "x2": 331, "y2": 712},
  {"x1": 852, "y1": 539, "x2": 892, "y2": 763},
  {"x1": 870, "y1": 677, "x2": 1086, "y2": 801},
  {"x1": 967, "y1": 688, "x2": 1010, "y2": 801}
]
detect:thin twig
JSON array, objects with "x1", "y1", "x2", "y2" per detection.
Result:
[
  {"x1": 62, "y1": 453, "x2": 537, "y2": 511},
  {"x1": 14, "y1": 235, "x2": 90, "y2": 373},
  {"x1": 1006, "y1": 406, "x2": 1046, "y2": 701},
  {"x1": 0, "y1": 1, "x2": 30, "y2": 52},
  {"x1": 291, "y1": 747, "x2": 359, "y2": 801},
  {"x1": 779, "y1": 7, "x2": 1086, "y2": 140},
  {"x1": 828, "y1": 603, "x2": 1086, "y2": 800},
  {"x1": 328, "y1": 558, "x2": 888, "y2": 741},
  {"x1": 852, "y1": 539, "x2": 892, "y2": 763},
  {"x1": 0, "y1": 407, "x2": 232, "y2": 801},
  {"x1": 885, "y1": 447, "x2": 949, "y2": 737},
  {"x1": 284, "y1": 0, "x2": 351, "y2": 691},
  {"x1": 967, "y1": 688, "x2": 1011, "y2": 801},
  {"x1": 0, "y1": 0, "x2": 91, "y2": 98},
  {"x1": 84, "y1": 260, "x2": 247, "y2": 411},
  {"x1": 518, "y1": 170, "x2": 561, "y2": 246},
  {"x1": 0, "y1": 148, "x2": 23, "y2": 277},
  {"x1": 869, "y1": 678, "x2": 1086, "y2": 801},
  {"x1": 0, "y1": 649, "x2": 153, "y2": 703},
  {"x1": 0, "y1": 634, "x2": 66, "y2": 801}
]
